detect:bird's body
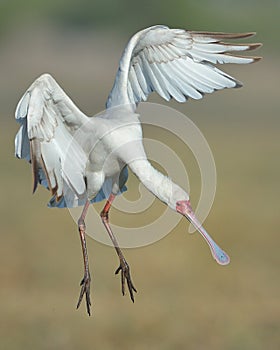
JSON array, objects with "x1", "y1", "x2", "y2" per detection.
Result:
[{"x1": 15, "y1": 25, "x2": 261, "y2": 315}]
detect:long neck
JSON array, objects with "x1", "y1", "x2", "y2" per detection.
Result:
[{"x1": 129, "y1": 159, "x2": 175, "y2": 207}]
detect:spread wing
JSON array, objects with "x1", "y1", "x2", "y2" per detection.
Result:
[
  {"x1": 106, "y1": 25, "x2": 261, "y2": 108},
  {"x1": 15, "y1": 73, "x2": 89, "y2": 206}
]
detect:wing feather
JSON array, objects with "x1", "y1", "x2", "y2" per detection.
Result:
[
  {"x1": 106, "y1": 25, "x2": 261, "y2": 107},
  {"x1": 129, "y1": 66, "x2": 146, "y2": 102},
  {"x1": 134, "y1": 61, "x2": 150, "y2": 97},
  {"x1": 153, "y1": 62, "x2": 185, "y2": 101},
  {"x1": 171, "y1": 60, "x2": 214, "y2": 93},
  {"x1": 154, "y1": 62, "x2": 187, "y2": 102},
  {"x1": 15, "y1": 73, "x2": 89, "y2": 204},
  {"x1": 141, "y1": 56, "x2": 170, "y2": 100}
]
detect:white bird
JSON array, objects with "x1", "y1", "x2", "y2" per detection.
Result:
[{"x1": 15, "y1": 25, "x2": 261, "y2": 315}]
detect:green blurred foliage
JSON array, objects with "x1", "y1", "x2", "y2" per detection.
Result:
[{"x1": 0, "y1": 0, "x2": 279, "y2": 48}]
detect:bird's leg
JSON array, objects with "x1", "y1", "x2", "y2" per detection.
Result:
[
  {"x1": 100, "y1": 193, "x2": 137, "y2": 302},
  {"x1": 76, "y1": 200, "x2": 92, "y2": 316}
]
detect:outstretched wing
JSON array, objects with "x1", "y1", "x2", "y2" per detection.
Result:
[
  {"x1": 106, "y1": 25, "x2": 261, "y2": 108},
  {"x1": 15, "y1": 73, "x2": 89, "y2": 206}
]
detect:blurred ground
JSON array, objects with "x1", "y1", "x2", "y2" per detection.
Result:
[{"x1": 0, "y1": 3, "x2": 280, "y2": 350}]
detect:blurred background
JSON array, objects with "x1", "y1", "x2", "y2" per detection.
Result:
[{"x1": 0, "y1": 1, "x2": 279, "y2": 349}]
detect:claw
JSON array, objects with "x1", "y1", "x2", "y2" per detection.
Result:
[
  {"x1": 115, "y1": 260, "x2": 137, "y2": 302},
  {"x1": 115, "y1": 265, "x2": 122, "y2": 275},
  {"x1": 77, "y1": 273, "x2": 91, "y2": 316}
]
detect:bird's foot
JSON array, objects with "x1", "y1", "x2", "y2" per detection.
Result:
[
  {"x1": 76, "y1": 272, "x2": 91, "y2": 316},
  {"x1": 115, "y1": 259, "x2": 137, "y2": 302}
]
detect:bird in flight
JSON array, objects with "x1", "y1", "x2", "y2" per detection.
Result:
[{"x1": 15, "y1": 25, "x2": 261, "y2": 315}]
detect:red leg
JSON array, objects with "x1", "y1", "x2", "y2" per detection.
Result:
[
  {"x1": 76, "y1": 200, "x2": 92, "y2": 316},
  {"x1": 100, "y1": 194, "x2": 137, "y2": 302}
]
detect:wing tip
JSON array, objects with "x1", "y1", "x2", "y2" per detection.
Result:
[
  {"x1": 239, "y1": 54, "x2": 263, "y2": 64},
  {"x1": 234, "y1": 81, "x2": 243, "y2": 89},
  {"x1": 30, "y1": 139, "x2": 40, "y2": 194},
  {"x1": 191, "y1": 31, "x2": 262, "y2": 56},
  {"x1": 191, "y1": 31, "x2": 258, "y2": 40},
  {"x1": 246, "y1": 43, "x2": 263, "y2": 52},
  {"x1": 250, "y1": 56, "x2": 262, "y2": 63},
  {"x1": 32, "y1": 175, "x2": 39, "y2": 194}
]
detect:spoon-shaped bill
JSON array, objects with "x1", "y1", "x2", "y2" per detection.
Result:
[{"x1": 176, "y1": 200, "x2": 230, "y2": 265}]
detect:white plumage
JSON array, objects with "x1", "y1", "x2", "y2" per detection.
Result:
[{"x1": 15, "y1": 25, "x2": 261, "y2": 315}]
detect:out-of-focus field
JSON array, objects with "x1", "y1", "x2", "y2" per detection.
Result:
[{"x1": 1, "y1": 23, "x2": 279, "y2": 350}]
